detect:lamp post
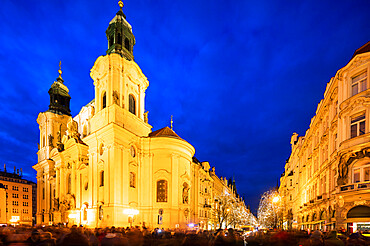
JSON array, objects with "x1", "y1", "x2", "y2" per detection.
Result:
[{"x1": 272, "y1": 195, "x2": 280, "y2": 229}]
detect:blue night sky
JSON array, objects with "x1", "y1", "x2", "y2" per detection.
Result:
[{"x1": 0, "y1": 0, "x2": 369, "y2": 213}]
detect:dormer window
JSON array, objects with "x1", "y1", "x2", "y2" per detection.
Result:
[{"x1": 352, "y1": 71, "x2": 367, "y2": 96}]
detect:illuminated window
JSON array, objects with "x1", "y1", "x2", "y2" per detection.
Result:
[
  {"x1": 157, "y1": 180, "x2": 168, "y2": 202},
  {"x1": 12, "y1": 194, "x2": 18, "y2": 198},
  {"x1": 352, "y1": 164, "x2": 370, "y2": 183},
  {"x1": 23, "y1": 202, "x2": 28, "y2": 206},
  {"x1": 23, "y1": 194, "x2": 28, "y2": 199},
  {"x1": 12, "y1": 201, "x2": 18, "y2": 206},
  {"x1": 130, "y1": 172, "x2": 136, "y2": 188},
  {"x1": 365, "y1": 167, "x2": 370, "y2": 182},
  {"x1": 12, "y1": 186, "x2": 18, "y2": 191},
  {"x1": 23, "y1": 187, "x2": 28, "y2": 192},
  {"x1": 129, "y1": 94, "x2": 136, "y2": 115},
  {"x1": 352, "y1": 71, "x2": 367, "y2": 96},
  {"x1": 100, "y1": 171, "x2": 104, "y2": 187},
  {"x1": 102, "y1": 91, "x2": 106, "y2": 109},
  {"x1": 351, "y1": 114, "x2": 365, "y2": 138}
]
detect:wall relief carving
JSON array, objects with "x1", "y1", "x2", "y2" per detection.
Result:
[{"x1": 338, "y1": 147, "x2": 370, "y2": 185}]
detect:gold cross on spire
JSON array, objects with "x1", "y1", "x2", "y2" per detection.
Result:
[
  {"x1": 118, "y1": 0, "x2": 124, "y2": 9},
  {"x1": 170, "y1": 115, "x2": 173, "y2": 130},
  {"x1": 58, "y1": 61, "x2": 63, "y2": 79}
]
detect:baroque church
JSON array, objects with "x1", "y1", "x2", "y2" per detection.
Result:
[{"x1": 33, "y1": 2, "x2": 244, "y2": 229}]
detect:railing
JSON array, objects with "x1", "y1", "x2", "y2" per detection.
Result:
[{"x1": 340, "y1": 182, "x2": 370, "y2": 192}]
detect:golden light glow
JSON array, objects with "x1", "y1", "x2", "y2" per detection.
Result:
[
  {"x1": 272, "y1": 196, "x2": 280, "y2": 203},
  {"x1": 9, "y1": 216, "x2": 19, "y2": 223},
  {"x1": 123, "y1": 208, "x2": 139, "y2": 216}
]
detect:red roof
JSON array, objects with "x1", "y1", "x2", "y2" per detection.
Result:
[
  {"x1": 351, "y1": 41, "x2": 370, "y2": 59},
  {"x1": 149, "y1": 126, "x2": 183, "y2": 140}
]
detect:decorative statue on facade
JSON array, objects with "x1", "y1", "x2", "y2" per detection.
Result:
[
  {"x1": 57, "y1": 124, "x2": 64, "y2": 152},
  {"x1": 67, "y1": 118, "x2": 80, "y2": 140},
  {"x1": 337, "y1": 147, "x2": 370, "y2": 185},
  {"x1": 113, "y1": 91, "x2": 119, "y2": 105},
  {"x1": 182, "y1": 184, "x2": 189, "y2": 204}
]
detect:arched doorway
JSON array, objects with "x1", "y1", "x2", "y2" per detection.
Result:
[{"x1": 346, "y1": 205, "x2": 370, "y2": 233}]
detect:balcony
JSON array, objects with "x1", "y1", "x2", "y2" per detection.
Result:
[{"x1": 340, "y1": 182, "x2": 370, "y2": 192}]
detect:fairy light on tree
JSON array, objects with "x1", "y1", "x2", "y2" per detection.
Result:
[{"x1": 257, "y1": 189, "x2": 281, "y2": 228}]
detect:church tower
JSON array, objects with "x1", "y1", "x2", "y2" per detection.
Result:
[
  {"x1": 106, "y1": 1, "x2": 135, "y2": 61},
  {"x1": 37, "y1": 63, "x2": 71, "y2": 162},
  {"x1": 90, "y1": 1, "x2": 151, "y2": 137}
]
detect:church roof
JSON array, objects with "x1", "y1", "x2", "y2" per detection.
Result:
[
  {"x1": 351, "y1": 41, "x2": 370, "y2": 60},
  {"x1": 149, "y1": 126, "x2": 183, "y2": 140}
]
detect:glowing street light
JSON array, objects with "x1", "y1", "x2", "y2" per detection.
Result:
[{"x1": 272, "y1": 196, "x2": 280, "y2": 203}]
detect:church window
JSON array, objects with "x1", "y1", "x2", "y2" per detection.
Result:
[
  {"x1": 352, "y1": 71, "x2": 367, "y2": 96},
  {"x1": 109, "y1": 35, "x2": 114, "y2": 47},
  {"x1": 350, "y1": 113, "x2": 365, "y2": 138},
  {"x1": 129, "y1": 94, "x2": 136, "y2": 115},
  {"x1": 117, "y1": 33, "x2": 122, "y2": 45},
  {"x1": 82, "y1": 125, "x2": 87, "y2": 138},
  {"x1": 99, "y1": 143, "x2": 104, "y2": 155},
  {"x1": 67, "y1": 174, "x2": 71, "y2": 194},
  {"x1": 100, "y1": 171, "x2": 104, "y2": 187},
  {"x1": 102, "y1": 91, "x2": 107, "y2": 109},
  {"x1": 125, "y1": 38, "x2": 130, "y2": 51},
  {"x1": 130, "y1": 172, "x2": 136, "y2": 188},
  {"x1": 157, "y1": 180, "x2": 167, "y2": 202}
]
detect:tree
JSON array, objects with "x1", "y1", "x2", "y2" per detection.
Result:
[
  {"x1": 211, "y1": 192, "x2": 257, "y2": 229},
  {"x1": 257, "y1": 189, "x2": 281, "y2": 228}
]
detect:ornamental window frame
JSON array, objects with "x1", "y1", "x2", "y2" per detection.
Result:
[
  {"x1": 352, "y1": 163, "x2": 370, "y2": 183},
  {"x1": 350, "y1": 113, "x2": 366, "y2": 139},
  {"x1": 351, "y1": 70, "x2": 367, "y2": 96},
  {"x1": 157, "y1": 180, "x2": 168, "y2": 203}
]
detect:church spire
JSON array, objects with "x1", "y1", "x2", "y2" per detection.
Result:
[
  {"x1": 106, "y1": 1, "x2": 135, "y2": 60},
  {"x1": 47, "y1": 61, "x2": 71, "y2": 116}
]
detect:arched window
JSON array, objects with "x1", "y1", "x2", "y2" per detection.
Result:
[
  {"x1": 99, "y1": 171, "x2": 104, "y2": 187},
  {"x1": 117, "y1": 33, "x2": 122, "y2": 45},
  {"x1": 109, "y1": 35, "x2": 114, "y2": 47},
  {"x1": 125, "y1": 38, "x2": 130, "y2": 51},
  {"x1": 82, "y1": 125, "x2": 87, "y2": 138},
  {"x1": 130, "y1": 172, "x2": 136, "y2": 188},
  {"x1": 129, "y1": 94, "x2": 136, "y2": 115},
  {"x1": 157, "y1": 180, "x2": 168, "y2": 202},
  {"x1": 102, "y1": 91, "x2": 106, "y2": 109},
  {"x1": 67, "y1": 174, "x2": 71, "y2": 194}
]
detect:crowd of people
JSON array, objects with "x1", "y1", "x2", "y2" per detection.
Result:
[{"x1": 0, "y1": 225, "x2": 368, "y2": 246}]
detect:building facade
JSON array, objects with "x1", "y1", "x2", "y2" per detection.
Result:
[
  {"x1": 0, "y1": 167, "x2": 36, "y2": 226},
  {"x1": 33, "y1": 3, "x2": 251, "y2": 229},
  {"x1": 280, "y1": 41, "x2": 370, "y2": 232}
]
